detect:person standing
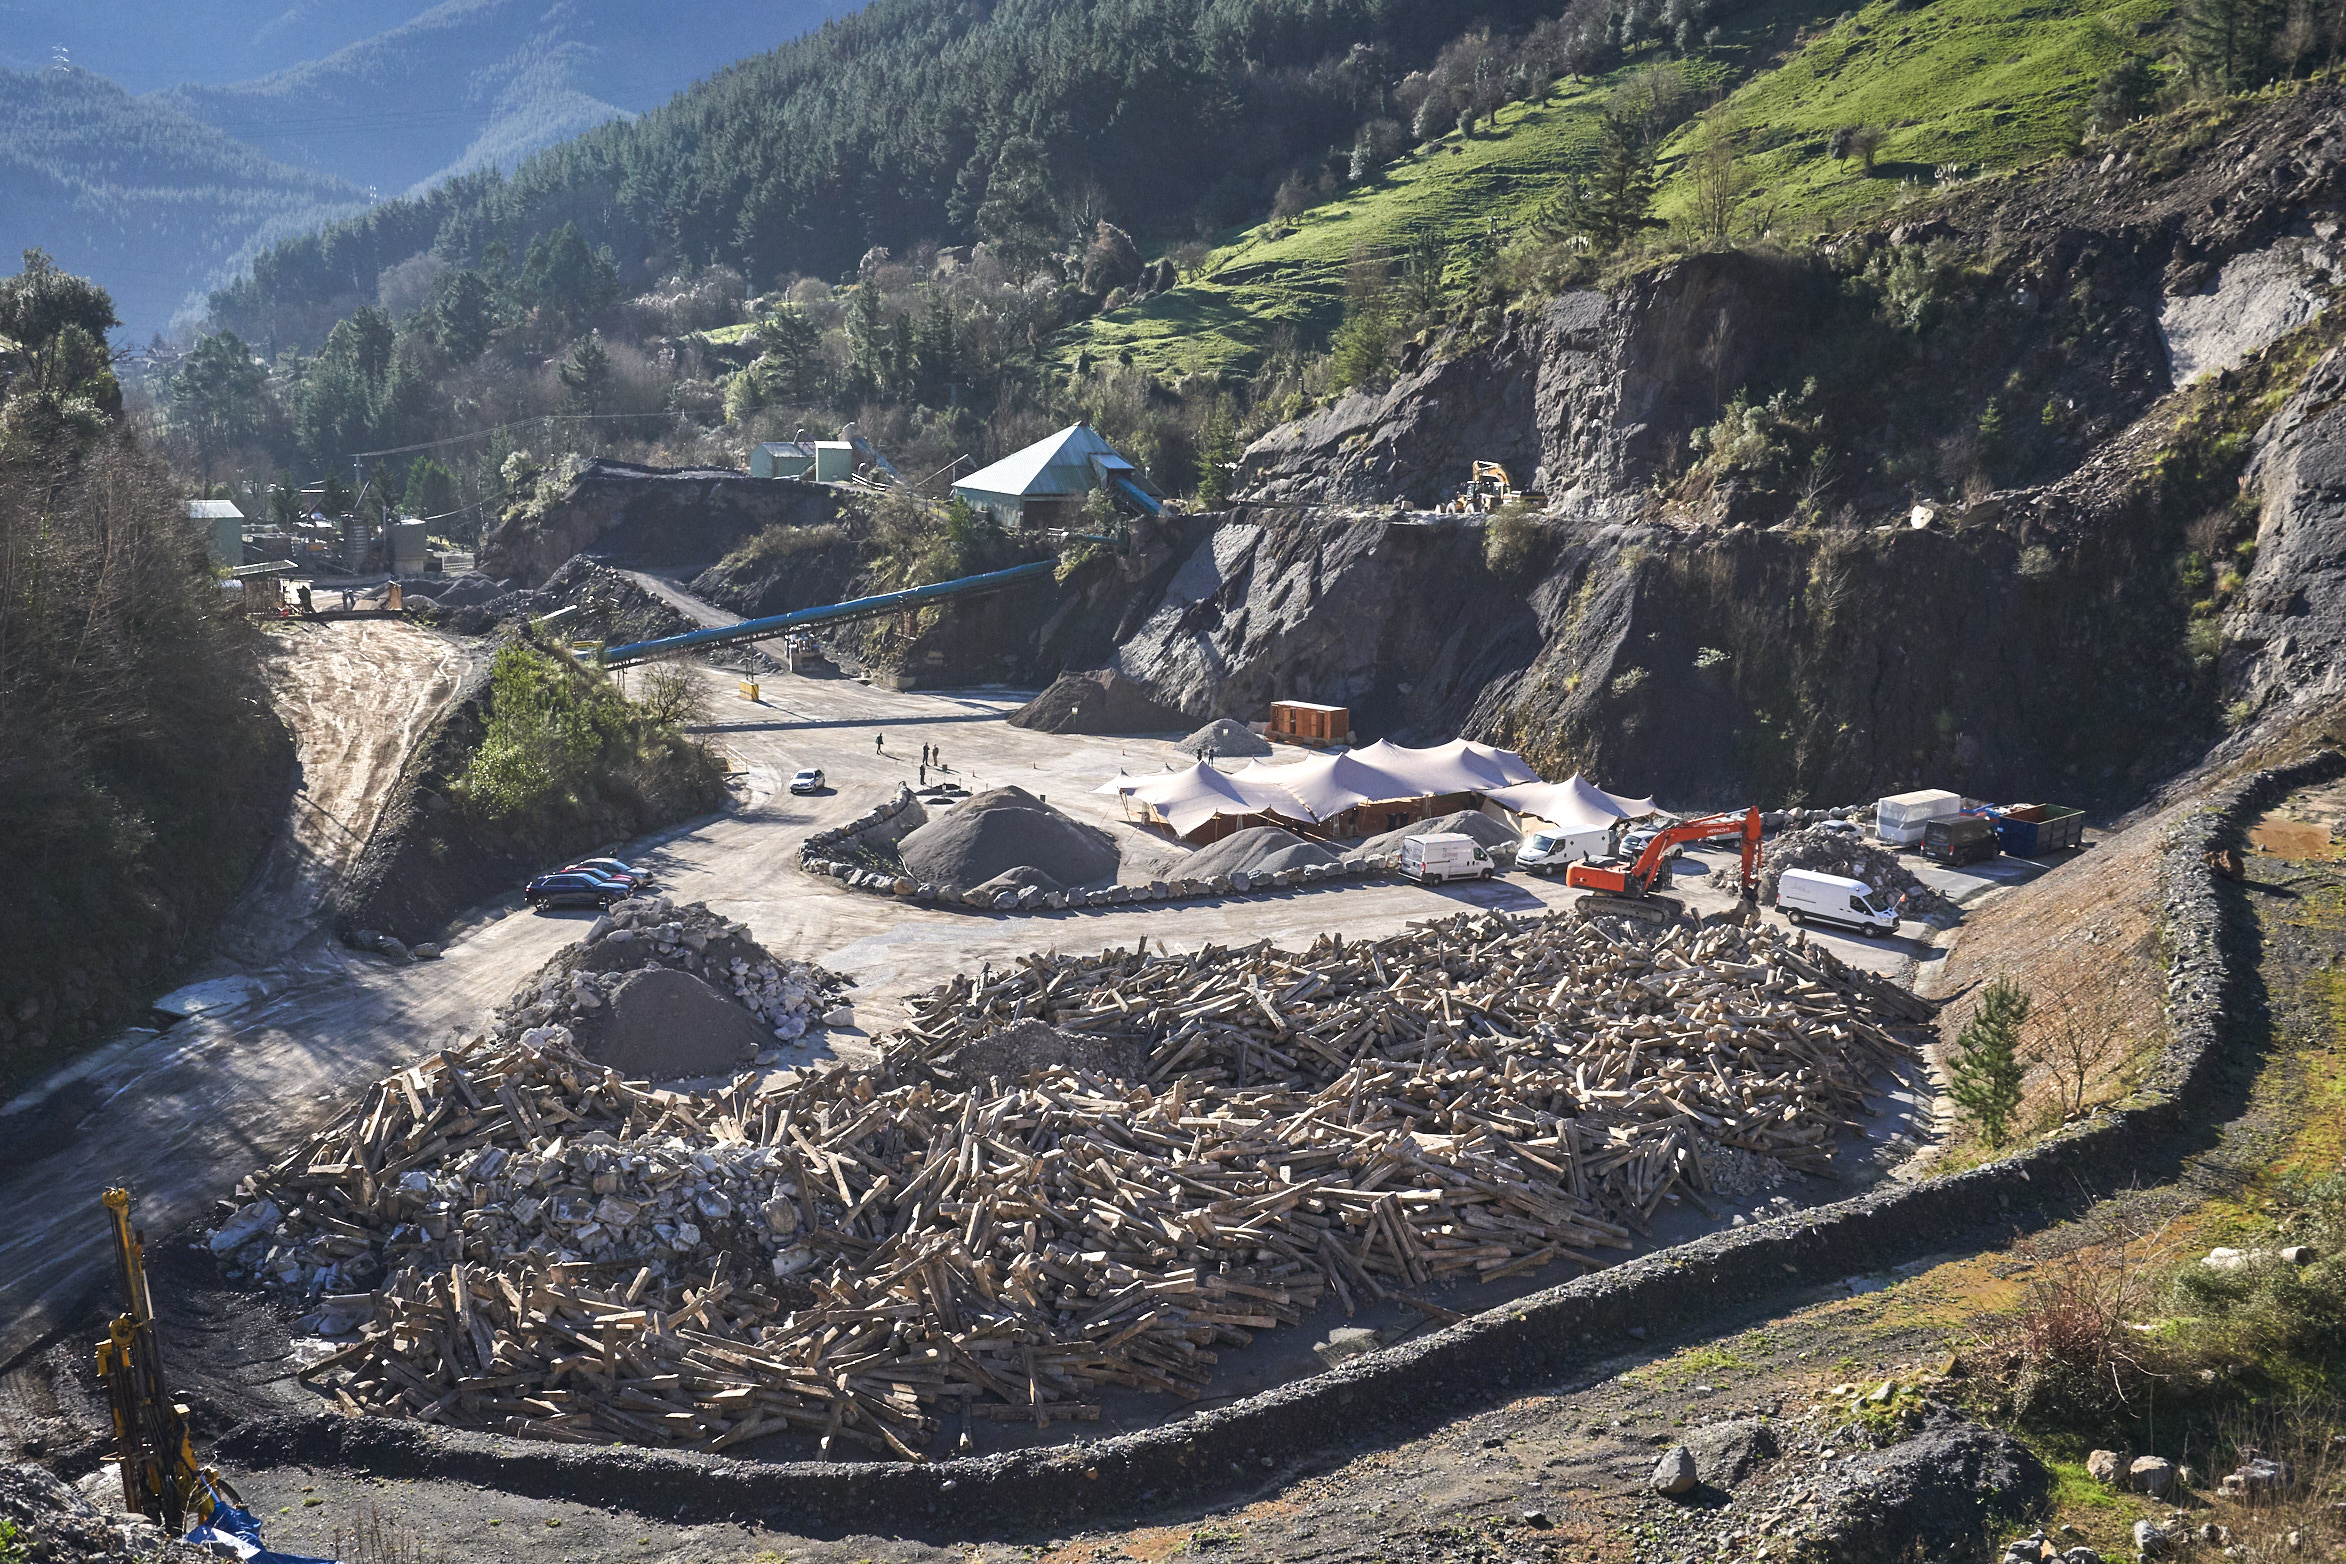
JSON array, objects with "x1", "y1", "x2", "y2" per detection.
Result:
[{"x1": 876, "y1": 733, "x2": 885, "y2": 755}]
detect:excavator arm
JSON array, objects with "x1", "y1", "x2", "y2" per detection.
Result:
[
  {"x1": 95, "y1": 1188, "x2": 233, "y2": 1535},
  {"x1": 1564, "y1": 808, "x2": 1763, "y2": 923}
]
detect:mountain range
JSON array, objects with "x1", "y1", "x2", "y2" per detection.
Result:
[{"x1": 0, "y1": 0, "x2": 845, "y2": 337}]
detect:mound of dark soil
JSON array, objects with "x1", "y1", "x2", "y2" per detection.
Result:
[
  {"x1": 573, "y1": 968, "x2": 774, "y2": 1081},
  {"x1": 935, "y1": 1018, "x2": 1140, "y2": 1086},
  {"x1": 1006, "y1": 669, "x2": 1187, "y2": 734},
  {"x1": 1183, "y1": 825, "x2": 1338, "y2": 879},
  {"x1": 896, "y1": 785, "x2": 1119, "y2": 893}
]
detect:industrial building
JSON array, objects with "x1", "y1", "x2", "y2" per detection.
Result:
[
  {"x1": 186, "y1": 499, "x2": 243, "y2": 568},
  {"x1": 951, "y1": 424, "x2": 1162, "y2": 529}
]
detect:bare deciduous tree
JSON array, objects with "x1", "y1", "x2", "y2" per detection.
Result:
[{"x1": 631, "y1": 658, "x2": 709, "y2": 733}]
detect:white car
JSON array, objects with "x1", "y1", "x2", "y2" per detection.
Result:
[{"x1": 789, "y1": 768, "x2": 826, "y2": 794}]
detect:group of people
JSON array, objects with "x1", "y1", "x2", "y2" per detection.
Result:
[{"x1": 878, "y1": 734, "x2": 949, "y2": 786}]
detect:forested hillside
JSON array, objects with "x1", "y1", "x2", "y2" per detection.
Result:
[
  {"x1": 206, "y1": 0, "x2": 1653, "y2": 348},
  {"x1": 0, "y1": 252, "x2": 289, "y2": 1084},
  {"x1": 0, "y1": 67, "x2": 365, "y2": 340}
]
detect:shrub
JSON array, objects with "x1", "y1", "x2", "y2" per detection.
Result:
[
  {"x1": 455, "y1": 642, "x2": 720, "y2": 840},
  {"x1": 1484, "y1": 505, "x2": 1546, "y2": 575}
]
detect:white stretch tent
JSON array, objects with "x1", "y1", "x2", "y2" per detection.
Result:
[
  {"x1": 1095, "y1": 762, "x2": 1309, "y2": 839},
  {"x1": 1098, "y1": 737, "x2": 1610, "y2": 842},
  {"x1": 1481, "y1": 773, "x2": 1657, "y2": 832}
]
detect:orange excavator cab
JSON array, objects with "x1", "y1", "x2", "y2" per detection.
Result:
[{"x1": 1563, "y1": 807, "x2": 1762, "y2": 925}]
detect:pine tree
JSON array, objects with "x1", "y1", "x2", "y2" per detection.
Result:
[
  {"x1": 558, "y1": 332, "x2": 612, "y2": 415},
  {"x1": 2181, "y1": 0, "x2": 2280, "y2": 94},
  {"x1": 1546, "y1": 109, "x2": 1660, "y2": 252},
  {"x1": 1948, "y1": 979, "x2": 2032, "y2": 1148}
]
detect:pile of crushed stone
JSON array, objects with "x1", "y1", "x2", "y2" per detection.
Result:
[
  {"x1": 1180, "y1": 717, "x2": 1271, "y2": 758},
  {"x1": 498, "y1": 895, "x2": 848, "y2": 1072},
  {"x1": 896, "y1": 784, "x2": 1119, "y2": 892},
  {"x1": 1350, "y1": 808, "x2": 1520, "y2": 861},
  {"x1": 0, "y1": 1462, "x2": 209, "y2": 1563},
  {"x1": 1722, "y1": 826, "x2": 1963, "y2": 925},
  {"x1": 1005, "y1": 668, "x2": 1188, "y2": 734},
  {"x1": 1181, "y1": 825, "x2": 1338, "y2": 879}
]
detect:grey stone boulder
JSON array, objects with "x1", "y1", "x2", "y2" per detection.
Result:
[
  {"x1": 1650, "y1": 1445, "x2": 1698, "y2": 1495},
  {"x1": 1683, "y1": 1418, "x2": 1780, "y2": 1488}
]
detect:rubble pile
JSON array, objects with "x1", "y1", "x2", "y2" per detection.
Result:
[
  {"x1": 504, "y1": 895, "x2": 845, "y2": 1048},
  {"x1": 1718, "y1": 826, "x2": 1963, "y2": 925},
  {"x1": 222, "y1": 910, "x2": 1924, "y2": 1457}
]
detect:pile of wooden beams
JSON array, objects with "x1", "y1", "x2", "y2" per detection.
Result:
[{"x1": 244, "y1": 910, "x2": 1923, "y2": 1456}]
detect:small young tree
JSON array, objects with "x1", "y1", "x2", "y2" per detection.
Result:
[
  {"x1": 1685, "y1": 116, "x2": 1752, "y2": 243},
  {"x1": 1949, "y1": 979, "x2": 2033, "y2": 1147},
  {"x1": 1847, "y1": 124, "x2": 1885, "y2": 174},
  {"x1": 632, "y1": 657, "x2": 709, "y2": 732},
  {"x1": 2040, "y1": 1003, "x2": 2118, "y2": 1119}
]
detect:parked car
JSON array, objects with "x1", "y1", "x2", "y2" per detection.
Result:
[
  {"x1": 1920, "y1": 814, "x2": 2000, "y2": 866},
  {"x1": 1401, "y1": 833, "x2": 1495, "y2": 884},
  {"x1": 1515, "y1": 825, "x2": 1609, "y2": 875},
  {"x1": 1775, "y1": 869, "x2": 1900, "y2": 937},
  {"x1": 790, "y1": 768, "x2": 826, "y2": 794},
  {"x1": 568, "y1": 856, "x2": 651, "y2": 887},
  {"x1": 526, "y1": 871, "x2": 629, "y2": 910},
  {"x1": 1816, "y1": 820, "x2": 1861, "y2": 839},
  {"x1": 1619, "y1": 826, "x2": 1683, "y2": 862}
]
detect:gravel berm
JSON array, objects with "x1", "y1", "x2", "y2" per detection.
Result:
[
  {"x1": 1179, "y1": 825, "x2": 1339, "y2": 879},
  {"x1": 895, "y1": 785, "x2": 1119, "y2": 893}
]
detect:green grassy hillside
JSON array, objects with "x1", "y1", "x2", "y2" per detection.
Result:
[
  {"x1": 1057, "y1": 0, "x2": 2170, "y2": 380},
  {"x1": 1650, "y1": 0, "x2": 2170, "y2": 228}
]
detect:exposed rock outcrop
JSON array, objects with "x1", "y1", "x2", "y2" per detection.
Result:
[
  {"x1": 2230, "y1": 342, "x2": 2346, "y2": 717},
  {"x1": 483, "y1": 458, "x2": 843, "y2": 586}
]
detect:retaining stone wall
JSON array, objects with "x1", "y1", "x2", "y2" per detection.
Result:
[{"x1": 219, "y1": 750, "x2": 2346, "y2": 1539}]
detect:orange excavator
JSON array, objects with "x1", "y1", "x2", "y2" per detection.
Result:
[{"x1": 1564, "y1": 807, "x2": 1763, "y2": 925}]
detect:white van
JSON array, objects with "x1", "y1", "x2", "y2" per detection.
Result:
[
  {"x1": 1515, "y1": 824, "x2": 1610, "y2": 875},
  {"x1": 1400, "y1": 833, "x2": 1496, "y2": 884},
  {"x1": 1775, "y1": 869, "x2": 1899, "y2": 937}
]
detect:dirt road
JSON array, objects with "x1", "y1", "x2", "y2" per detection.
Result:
[{"x1": 215, "y1": 619, "x2": 477, "y2": 966}]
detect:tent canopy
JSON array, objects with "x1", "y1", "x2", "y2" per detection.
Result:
[
  {"x1": 1105, "y1": 761, "x2": 1305, "y2": 837},
  {"x1": 1482, "y1": 773, "x2": 1656, "y2": 831},
  {"x1": 1098, "y1": 740, "x2": 1588, "y2": 841}
]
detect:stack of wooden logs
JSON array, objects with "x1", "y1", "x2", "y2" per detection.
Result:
[{"x1": 249, "y1": 910, "x2": 1923, "y2": 1456}]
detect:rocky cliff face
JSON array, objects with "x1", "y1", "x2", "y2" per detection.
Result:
[
  {"x1": 1189, "y1": 87, "x2": 2346, "y2": 805},
  {"x1": 483, "y1": 459, "x2": 843, "y2": 586},
  {"x1": 2232, "y1": 343, "x2": 2346, "y2": 716}
]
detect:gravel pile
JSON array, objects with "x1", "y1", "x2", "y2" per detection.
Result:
[
  {"x1": 1180, "y1": 717, "x2": 1272, "y2": 758},
  {"x1": 1722, "y1": 826, "x2": 1962, "y2": 925},
  {"x1": 504, "y1": 894, "x2": 846, "y2": 1055},
  {"x1": 1350, "y1": 808, "x2": 1520, "y2": 860},
  {"x1": 896, "y1": 785, "x2": 1119, "y2": 893},
  {"x1": 1005, "y1": 669, "x2": 1188, "y2": 734},
  {"x1": 1181, "y1": 825, "x2": 1339, "y2": 879},
  {"x1": 0, "y1": 1463, "x2": 209, "y2": 1563}
]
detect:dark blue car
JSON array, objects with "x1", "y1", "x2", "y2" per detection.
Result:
[{"x1": 526, "y1": 871, "x2": 629, "y2": 910}]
